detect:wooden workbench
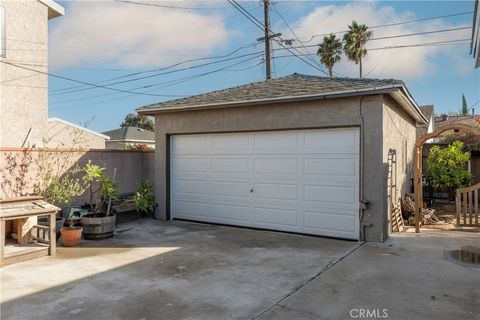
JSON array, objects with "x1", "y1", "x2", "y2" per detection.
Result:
[{"x1": 0, "y1": 196, "x2": 60, "y2": 267}]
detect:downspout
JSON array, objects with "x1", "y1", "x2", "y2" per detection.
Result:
[{"x1": 359, "y1": 95, "x2": 372, "y2": 241}]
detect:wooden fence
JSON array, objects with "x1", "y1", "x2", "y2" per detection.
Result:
[{"x1": 456, "y1": 183, "x2": 480, "y2": 226}]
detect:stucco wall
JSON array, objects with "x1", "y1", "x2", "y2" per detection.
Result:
[
  {"x1": 382, "y1": 95, "x2": 417, "y2": 234},
  {"x1": 0, "y1": 148, "x2": 154, "y2": 205},
  {"x1": 47, "y1": 120, "x2": 107, "y2": 149},
  {"x1": 0, "y1": 0, "x2": 49, "y2": 147},
  {"x1": 152, "y1": 95, "x2": 392, "y2": 242}
]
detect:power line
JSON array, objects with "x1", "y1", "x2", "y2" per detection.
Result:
[
  {"x1": 114, "y1": 0, "x2": 228, "y2": 10},
  {"x1": 0, "y1": 60, "x2": 185, "y2": 97},
  {"x1": 300, "y1": 11, "x2": 474, "y2": 43},
  {"x1": 50, "y1": 53, "x2": 264, "y2": 106},
  {"x1": 50, "y1": 43, "x2": 258, "y2": 94}
]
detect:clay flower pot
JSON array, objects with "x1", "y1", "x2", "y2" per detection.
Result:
[{"x1": 60, "y1": 227, "x2": 83, "y2": 247}]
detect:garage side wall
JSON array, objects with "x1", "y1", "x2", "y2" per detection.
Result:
[
  {"x1": 154, "y1": 95, "x2": 386, "y2": 241},
  {"x1": 382, "y1": 95, "x2": 417, "y2": 236}
]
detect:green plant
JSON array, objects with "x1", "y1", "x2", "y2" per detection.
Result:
[
  {"x1": 426, "y1": 141, "x2": 473, "y2": 189},
  {"x1": 343, "y1": 20, "x2": 373, "y2": 78},
  {"x1": 120, "y1": 113, "x2": 154, "y2": 131},
  {"x1": 82, "y1": 161, "x2": 118, "y2": 216},
  {"x1": 317, "y1": 34, "x2": 342, "y2": 78},
  {"x1": 133, "y1": 180, "x2": 156, "y2": 216},
  {"x1": 34, "y1": 171, "x2": 85, "y2": 207}
]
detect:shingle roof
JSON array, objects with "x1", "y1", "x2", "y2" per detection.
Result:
[
  {"x1": 416, "y1": 105, "x2": 434, "y2": 138},
  {"x1": 102, "y1": 127, "x2": 155, "y2": 142},
  {"x1": 137, "y1": 73, "x2": 405, "y2": 113}
]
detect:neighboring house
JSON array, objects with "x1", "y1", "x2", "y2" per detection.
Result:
[
  {"x1": 434, "y1": 114, "x2": 480, "y2": 140},
  {"x1": 416, "y1": 105, "x2": 434, "y2": 142},
  {"x1": 138, "y1": 73, "x2": 427, "y2": 242},
  {"x1": 47, "y1": 118, "x2": 109, "y2": 149},
  {"x1": 472, "y1": 0, "x2": 480, "y2": 68},
  {"x1": 0, "y1": 0, "x2": 64, "y2": 148},
  {"x1": 102, "y1": 126, "x2": 155, "y2": 150}
]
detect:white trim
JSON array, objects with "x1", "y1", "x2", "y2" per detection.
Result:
[
  {"x1": 48, "y1": 118, "x2": 110, "y2": 140},
  {"x1": 38, "y1": 0, "x2": 64, "y2": 19}
]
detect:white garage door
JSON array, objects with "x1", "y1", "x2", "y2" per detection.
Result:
[{"x1": 170, "y1": 128, "x2": 360, "y2": 240}]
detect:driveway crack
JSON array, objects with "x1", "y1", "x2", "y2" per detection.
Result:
[{"x1": 252, "y1": 241, "x2": 366, "y2": 319}]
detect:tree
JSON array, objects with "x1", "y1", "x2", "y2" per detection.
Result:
[
  {"x1": 317, "y1": 34, "x2": 342, "y2": 78},
  {"x1": 462, "y1": 94, "x2": 469, "y2": 115},
  {"x1": 426, "y1": 141, "x2": 473, "y2": 190},
  {"x1": 343, "y1": 21, "x2": 373, "y2": 78},
  {"x1": 120, "y1": 113, "x2": 154, "y2": 131}
]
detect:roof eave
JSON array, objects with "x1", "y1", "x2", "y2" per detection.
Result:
[
  {"x1": 137, "y1": 85, "x2": 402, "y2": 115},
  {"x1": 389, "y1": 86, "x2": 428, "y2": 124},
  {"x1": 38, "y1": 0, "x2": 65, "y2": 19}
]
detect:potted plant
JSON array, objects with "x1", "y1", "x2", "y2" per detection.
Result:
[
  {"x1": 80, "y1": 161, "x2": 119, "y2": 240},
  {"x1": 133, "y1": 180, "x2": 157, "y2": 217},
  {"x1": 34, "y1": 166, "x2": 85, "y2": 236},
  {"x1": 60, "y1": 219, "x2": 83, "y2": 247}
]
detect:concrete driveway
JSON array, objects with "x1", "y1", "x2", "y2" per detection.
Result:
[
  {"x1": 258, "y1": 229, "x2": 480, "y2": 320},
  {"x1": 0, "y1": 219, "x2": 359, "y2": 320}
]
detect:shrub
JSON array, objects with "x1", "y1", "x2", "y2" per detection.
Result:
[{"x1": 426, "y1": 141, "x2": 473, "y2": 189}]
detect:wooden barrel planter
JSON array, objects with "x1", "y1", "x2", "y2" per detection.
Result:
[{"x1": 81, "y1": 214, "x2": 116, "y2": 240}]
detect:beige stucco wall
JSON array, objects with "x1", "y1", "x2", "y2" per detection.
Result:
[
  {"x1": 152, "y1": 95, "x2": 396, "y2": 242},
  {"x1": 0, "y1": 149, "x2": 155, "y2": 204},
  {"x1": 0, "y1": 0, "x2": 49, "y2": 147},
  {"x1": 47, "y1": 120, "x2": 107, "y2": 149},
  {"x1": 382, "y1": 95, "x2": 417, "y2": 234}
]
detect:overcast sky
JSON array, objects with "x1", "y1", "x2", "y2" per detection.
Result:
[{"x1": 47, "y1": 0, "x2": 480, "y2": 132}]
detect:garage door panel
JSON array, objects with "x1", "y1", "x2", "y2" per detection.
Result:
[
  {"x1": 253, "y1": 183, "x2": 298, "y2": 200},
  {"x1": 305, "y1": 130, "x2": 358, "y2": 153},
  {"x1": 175, "y1": 158, "x2": 210, "y2": 172},
  {"x1": 171, "y1": 128, "x2": 359, "y2": 240},
  {"x1": 254, "y1": 207, "x2": 298, "y2": 227},
  {"x1": 212, "y1": 134, "x2": 249, "y2": 153},
  {"x1": 175, "y1": 179, "x2": 209, "y2": 195},
  {"x1": 304, "y1": 211, "x2": 357, "y2": 233},
  {"x1": 210, "y1": 203, "x2": 252, "y2": 222},
  {"x1": 304, "y1": 185, "x2": 357, "y2": 205},
  {"x1": 174, "y1": 200, "x2": 209, "y2": 219},
  {"x1": 211, "y1": 181, "x2": 250, "y2": 197},
  {"x1": 211, "y1": 158, "x2": 249, "y2": 173},
  {"x1": 254, "y1": 158, "x2": 298, "y2": 174},
  {"x1": 253, "y1": 132, "x2": 298, "y2": 153},
  {"x1": 174, "y1": 135, "x2": 209, "y2": 154},
  {"x1": 304, "y1": 158, "x2": 357, "y2": 176}
]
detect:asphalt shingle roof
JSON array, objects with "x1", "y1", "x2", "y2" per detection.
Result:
[
  {"x1": 102, "y1": 126, "x2": 155, "y2": 141},
  {"x1": 416, "y1": 105, "x2": 434, "y2": 138},
  {"x1": 137, "y1": 73, "x2": 404, "y2": 112}
]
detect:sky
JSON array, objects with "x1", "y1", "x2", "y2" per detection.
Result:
[{"x1": 47, "y1": 0, "x2": 480, "y2": 133}]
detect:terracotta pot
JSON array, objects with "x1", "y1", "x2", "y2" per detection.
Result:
[{"x1": 60, "y1": 227, "x2": 83, "y2": 247}]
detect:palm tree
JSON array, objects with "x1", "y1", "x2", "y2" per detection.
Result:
[
  {"x1": 343, "y1": 21, "x2": 373, "y2": 78},
  {"x1": 317, "y1": 34, "x2": 342, "y2": 78}
]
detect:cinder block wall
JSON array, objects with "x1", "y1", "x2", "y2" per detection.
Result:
[{"x1": 0, "y1": 148, "x2": 155, "y2": 205}]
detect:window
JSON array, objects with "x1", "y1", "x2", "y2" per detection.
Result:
[{"x1": 0, "y1": 6, "x2": 4, "y2": 58}]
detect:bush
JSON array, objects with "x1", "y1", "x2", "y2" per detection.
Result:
[
  {"x1": 426, "y1": 141, "x2": 473, "y2": 189},
  {"x1": 133, "y1": 180, "x2": 156, "y2": 217}
]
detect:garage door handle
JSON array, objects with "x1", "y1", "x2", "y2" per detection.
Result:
[{"x1": 250, "y1": 189, "x2": 254, "y2": 193}]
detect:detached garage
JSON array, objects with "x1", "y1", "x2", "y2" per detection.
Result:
[{"x1": 137, "y1": 74, "x2": 427, "y2": 242}]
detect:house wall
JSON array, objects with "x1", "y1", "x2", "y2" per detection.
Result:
[
  {"x1": 0, "y1": 148, "x2": 155, "y2": 205},
  {"x1": 382, "y1": 95, "x2": 417, "y2": 234},
  {"x1": 47, "y1": 120, "x2": 107, "y2": 149},
  {"x1": 0, "y1": 0, "x2": 49, "y2": 147},
  {"x1": 152, "y1": 95, "x2": 391, "y2": 242}
]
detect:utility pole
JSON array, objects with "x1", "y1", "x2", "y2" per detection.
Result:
[
  {"x1": 257, "y1": 0, "x2": 281, "y2": 80},
  {"x1": 263, "y1": 0, "x2": 271, "y2": 80}
]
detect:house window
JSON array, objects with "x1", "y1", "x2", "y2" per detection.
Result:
[{"x1": 0, "y1": 6, "x2": 5, "y2": 58}]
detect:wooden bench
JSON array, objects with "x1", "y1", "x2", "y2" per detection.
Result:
[{"x1": 111, "y1": 193, "x2": 136, "y2": 214}]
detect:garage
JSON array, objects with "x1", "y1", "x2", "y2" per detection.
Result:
[
  {"x1": 170, "y1": 128, "x2": 360, "y2": 239},
  {"x1": 137, "y1": 74, "x2": 427, "y2": 241}
]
